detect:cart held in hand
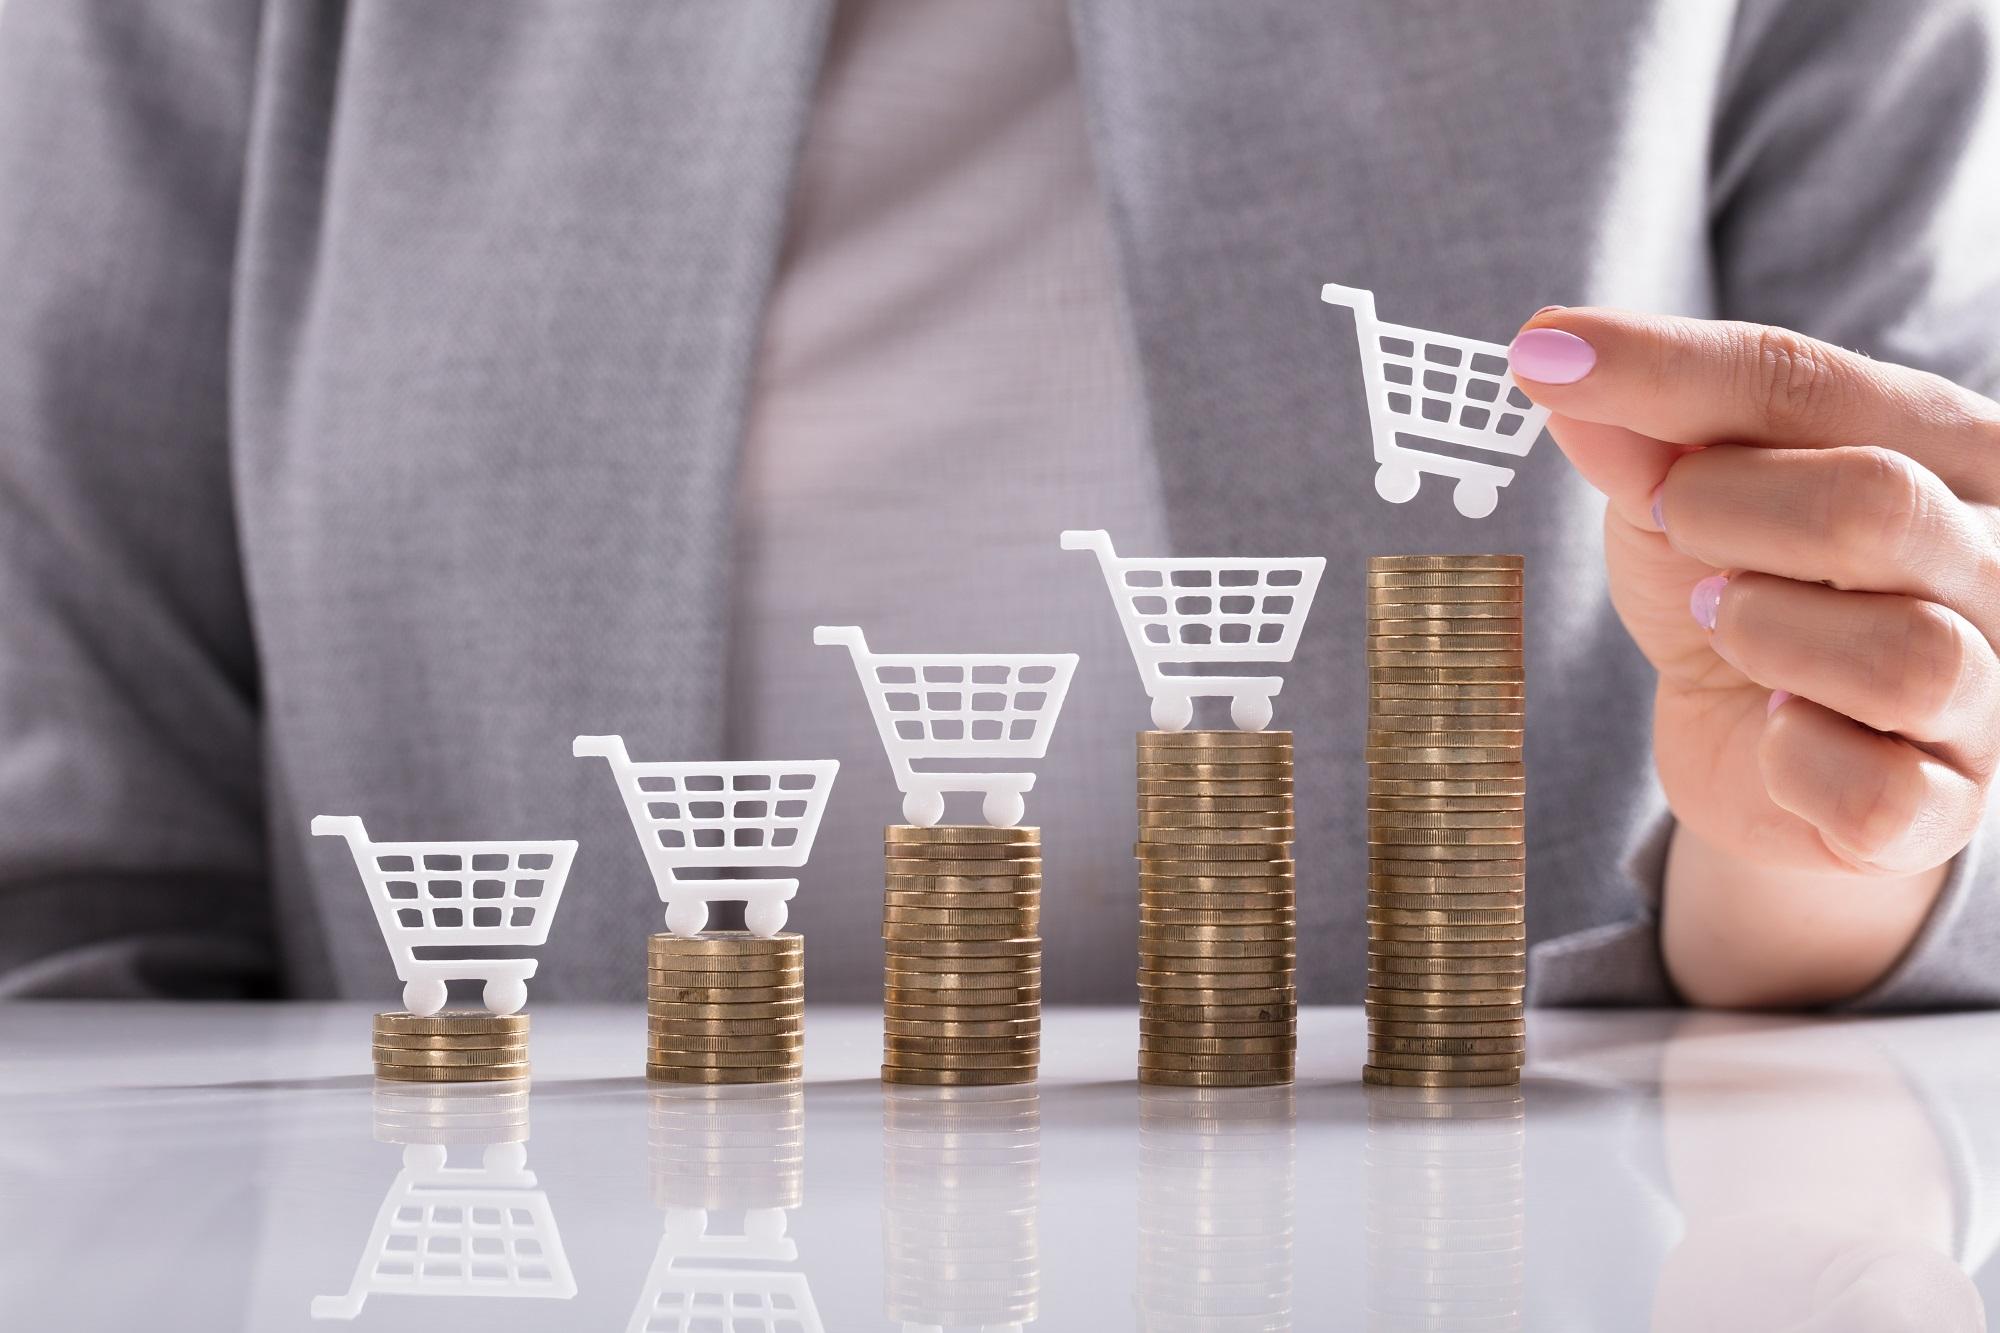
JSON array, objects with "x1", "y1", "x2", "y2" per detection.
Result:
[
  {"x1": 1063, "y1": 529, "x2": 1324, "y2": 732},
  {"x1": 1321, "y1": 282, "x2": 1552, "y2": 519},
  {"x1": 628, "y1": 1207, "x2": 824, "y2": 1333},
  {"x1": 313, "y1": 815, "x2": 576, "y2": 1017},
  {"x1": 311, "y1": 1141, "x2": 576, "y2": 1320},
  {"x1": 574, "y1": 735, "x2": 838, "y2": 938},
  {"x1": 814, "y1": 625, "x2": 1078, "y2": 828}
]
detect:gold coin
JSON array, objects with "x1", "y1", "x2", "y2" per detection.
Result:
[
  {"x1": 883, "y1": 876, "x2": 1042, "y2": 897},
  {"x1": 883, "y1": 894, "x2": 1040, "y2": 916},
  {"x1": 886, "y1": 984, "x2": 1042, "y2": 1007},
  {"x1": 881, "y1": 1066, "x2": 1036, "y2": 1086},
  {"x1": 883, "y1": 857, "x2": 1041, "y2": 878},
  {"x1": 1367, "y1": 648, "x2": 1525, "y2": 669},
  {"x1": 1369, "y1": 680, "x2": 1524, "y2": 700},
  {"x1": 374, "y1": 1012, "x2": 530, "y2": 1037},
  {"x1": 647, "y1": 932, "x2": 803, "y2": 954},
  {"x1": 1370, "y1": 905, "x2": 1523, "y2": 927},
  {"x1": 882, "y1": 905, "x2": 1037, "y2": 925},
  {"x1": 645, "y1": 1046, "x2": 805, "y2": 1068},
  {"x1": 372, "y1": 1045, "x2": 529, "y2": 1066},
  {"x1": 648, "y1": 998, "x2": 805, "y2": 1020},
  {"x1": 882, "y1": 1033, "x2": 1039, "y2": 1054},
  {"x1": 882, "y1": 953, "x2": 1038, "y2": 976},
  {"x1": 1367, "y1": 780, "x2": 1525, "y2": 801},
  {"x1": 881, "y1": 1052, "x2": 1040, "y2": 1072},
  {"x1": 1364, "y1": 748, "x2": 1527, "y2": 769},
  {"x1": 1142, "y1": 1000, "x2": 1296, "y2": 1023},
  {"x1": 1138, "y1": 1049, "x2": 1297, "y2": 1072},
  {"x1": 881, "y1": 922, "x2": 1039, "y2": 943},
  {"x1": 1368, "y1": 808, "x2": 1524, "y2": 829},
  {"x1": 1370, "y1": 859, "x2": 1527, "y2": 879},
  {"x1": 1137, "y1": 728, "x2": 1296, "y2": 747},
  {"x1": 1139, "y1": 1067, "x2": 1293, "y2": 1088},
  {"x1": 1367, "y1": 761, "x2": 1526, "y2": 780},
  {"x1": 375, "y1": 1062, "x2": 530, "y2": 1082},
  {"x1": 1370, "y1": 1017, "x2": 1526, "y2": 1038},
  {"x1": 1140, "y1": 1034, "x2": 1296, "y2": 1056},
  {"x1": 1137, "y1": 871, "x2": 1294, "y2": 893},
  {"x1": 1369, "y1": 860, "x2": 1527, "y2": 882},
  {"x1": 1136, "y1": 781, "x2": 1296, "y2": 800},
  {"x1": 1367, "y1": 1053, "x2": 1523, "y2": 1075},
  {"x1": 1137, "y1": 809, "x2": 1296, "y2": 831},
  {"x1": 1371, "y1": 890, "x2": 1523, "y2": 912},
  {"x1": 1140, "y1": 892, "x2": 1297, "y2": 915},
  {"x1": 1363, "y1": 1065, "x2": 1520, "y2": 1088},
  {"x1": 882, "y1": 1017, "x2": 1040, "y2": 1038},
  {"x1": 1137, "y1": 910, "x2": 1296, "y2": 931},
  {"x1": 1137, "y1": 969, "x2": 1295, "y2": 991},
  {"x1": 1135, "y1": 825, "x2": 1295, "y2": 846},
  {"x1": 1136, "y1": 858, "x2": 1299, "y2": 879},
  {"x1": 648, "y1": 1064, "x2": 800, "y2": 1084},
  {"x1": 1139, "y1": 921, "x2": 1293, "y2": 942},
  {"x1": 642, "y1": 1031, "x2": 804, "y2": 1053},
  {"x1": 1366, "y1": 579, "x2": 1522, "y2": 598},
  {"x1": 1369, "y1": 826, "x2": 1526, "y2": 847},
  {"x1": 1368, "y1": 943, "x2": 1527, "y2": 967},
  {"x1": 1371, "y1": 1034, "x2": 1525, "y2": 1056},
  {"x1": 1368, "y1": 970, "x2": 1528, "y2": 993},
  {"x1": 883, "y1": 1000, "x2": 1039, "y2": 1022},
  {"x1": 1134, "y1": 761, "x2": 1296, "y2": 781},
  {"x1": 1368, "y1": 553, "x2": 1523, "y2": 570},
  {"x1": 1364, "y1": 985, "x2": 1524, "y2": 1007},
  {"x1": 648, "y1": 980, "x2": 805, "y2": 1003},
  {"x1": 1137, "y1": 985, "x2": 1296, "y2": 1007},
  {"x1": 370, "y1": 1032, "x2": 533, "y2": 1051},
  {"x1": 886, "y1": 962, "x2": 1039, "y2": 984},
  {"x1": 1367, "y1": 627, "x2": 1523, "y2": 646},
  {"x1": 647, "y1": 960, "x2": 805, "y2": 981},
  {"x1": 1134, "y1": 840, "x2": 1287, "y2": 861},
  {"x1": 1370, "y1": 693, "x2": 1525, "y2": 715},
  {"x1": 881, "y1": 841, "x2": 1043, "y2": 863},
  {"x1": 882, "y1": 938, "x2": 1041, "y2": 958},
  {"x1": 1136, "y1": 798, "x2": 1294, "y2": 817},
  {"x1": 885, "y1": 824, "x2": 1040, "y2": 845}
]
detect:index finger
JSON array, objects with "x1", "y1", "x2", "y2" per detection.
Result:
[{"x1": 1506, "y1": 308, "x2": 2000, "y2": 503}]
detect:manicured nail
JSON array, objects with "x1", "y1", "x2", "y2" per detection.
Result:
[
  {"x1": 1689, "y1": 575, "x2": 1727, "y2": 631},
  {"x1": 1648, "y1": 485, "x2": 1666, "y2": 533},
  {"x1": 1767, "y1": 689, "x2": 1792, "y2": 716},
  {"x1": 1532, "y1": 304, "x2": 1566, "y2": 318},
  {"x1": 1508, "y1": 328, "x2": 1596, "y2": 384}
]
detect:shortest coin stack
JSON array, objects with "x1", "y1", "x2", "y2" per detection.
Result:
[
  {"x1": 647, "y1": 931, "x2": 805, "y2": 1084},
  {"x1": 373, "y1": 1011, "x2": 531, "y2": 1083},
  {"x1": 882, "y1": 824, "x2": 1042, "y2": 1087}
]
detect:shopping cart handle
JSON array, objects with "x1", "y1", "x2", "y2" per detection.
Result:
[
  {"x1": 812, "y1": 625, "x2": 866, "y2": 651},
  {"x1": 571, "y1": 735, "x2": 628, "y2": 762},
  {"x1": 310, "y1": 815, "x2": 369, "y2": 843},
  {"x1": 1319, "y1": 282, "x2": 1376, "y2": 318},
  {"x1": 1058, "y1": 529, "x2": 1115, "y2": 555}
]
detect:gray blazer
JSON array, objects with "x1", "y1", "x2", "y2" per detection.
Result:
[{"x1": 2, "y1": 0, "x2": 1996, "y2": 1003}]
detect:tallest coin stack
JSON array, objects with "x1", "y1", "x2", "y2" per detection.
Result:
[{"x1": 1364, "y1": 555, "x2": 1527, "y2": 1088}]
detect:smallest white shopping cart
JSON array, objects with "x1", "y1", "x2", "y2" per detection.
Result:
[
  {"x1": 815, "y1": 625, "x2": 1078, "y2": 828},
  {"x1": 574, "y1": 735, "x2": 838, "y2": 938},
  {"x1": 312, "y1": 1141, "x2": 577, "y2": 1320},
  {"x1": 1063, "y1": 529, "x2": 1324, "y2": 732},
  {"x1": 1321, "y1": 281, "x2": 1552, "y2": 519},
  {"x1": 313, "y1": 815, "x2": 576, "y2": 1017},
  {"x1": 628, "y1": 1207, "x2": 825, "y2": 1333}
]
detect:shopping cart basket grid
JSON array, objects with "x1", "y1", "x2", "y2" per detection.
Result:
[
  {"x1": 814, "y1": 625, "x2": 1078, "y2": 827},
  {"x1": 574, "y1": 736, "x2": 837, "y2": 937},
  {"x1": 630, "y1": 1207, "x2": 824, "y2": 1333},
  {"x1": 1321, "y1": 281, "x2": 1552, "y2": 519},
  {"x1": 1062, "y1": 529, "x2": 1324, "y2": 732},
  {"x1": 312, "y1": 815, "x2": 577, "y2": 1016}
]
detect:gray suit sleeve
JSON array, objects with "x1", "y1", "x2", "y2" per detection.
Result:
[
  {"x1": 1537, "y1": 0, "x2": 2000, "y2": 1010},
  {"x1": 0, "y1": 0, "x2": 275, "y2": 996}
]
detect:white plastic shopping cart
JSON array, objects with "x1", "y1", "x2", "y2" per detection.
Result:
[
  {"x1": 312, "y1": 1141, "x2": 577, "y2": 1320},
  {"x1": 573, "y1": 735, "x2": 839, "y2": 938},
  {"x1": 313, "y1": 815, "x2": 576, "y2": 1017},
  {"x1": 628, "y1": 1207, "x2": 825, "y2": 1333},
  {"x1": 814, "y1": 625, "x2": 1078, "y2": 828},
  {"x1": 1320, "y1": 282, "x2": 1552, "y2": 519},
  {"x1": 1062, "y1": 529, "x2": 1324, "y2": 732}
]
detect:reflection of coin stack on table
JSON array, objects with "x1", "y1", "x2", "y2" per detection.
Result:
[
  {"x1": 648, "y1": 932, "x2": 805, "y2": 1085},
  {"x1": 1137, "y1": 731, "x2": 1297, "y2": 1088},
  {"x1": 882, "y1": 825, "x2": 1042, "y2": 1087},
  {"x1": 1136, "y1": 1086, "x2": 1297, "y2": 1331},
  {"x1": 646, "y1": 1083, "x2": 806, "y2": 1212},
  {"x1": 372, "y1": 1081, "x2": 532, "y2": 1145},
  {"x1": 1365, "y1": 1086, "x2": 1526, "y2": 1333},
  {"x1": 882, "y1": 1085, "x2": 1041, "y2": 1330},
  {"x1": 1365, "y1": 555, "x2": 1526, "y2": 1089},
  {"x1": 372, "y1": 1012, "x2": 531, "y2": 1083}
]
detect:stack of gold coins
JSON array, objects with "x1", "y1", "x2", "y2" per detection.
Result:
[
  {"x1": 372, "y1": 1011, "x2": 529, "y2": 1082},
  {"x1": 372, "y1": 1082, "x2": 532, "y2": 1144},
  {"x1": 647, "y1": 932, "x2": 804, "y2": 1084},
  {"x1": 882, "y1": 1084, "x2": 1041, "y2": 1329},
  {"x1": 1364, "y1": 554, "x2": 1526, "y2": 1089},
  {"x1": 882, "y1": 825, "x2": 1041, "y2": 1087},
  {"x1": 1136, "y1": 730, "x2": 1298, "y2": 1087}
]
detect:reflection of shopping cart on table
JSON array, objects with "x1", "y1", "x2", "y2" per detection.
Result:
[
  {"x1": 313, "y1": 815, "x2": 576, "y2": 1016},
  {"x1": 814, "y1": 626, "x2": 1077, "y2": 828},
  {"x1": 1321, "y1": 282, "x2": 1551, "y2": 519},
  {"x1": 574, "y1": 735, "x2": 838, "y2": 937},
  {"x1": 627, "y1": 1207, "x2": 825, "y2": 1333},
  {"x1": 311, "y1": 1142, "x2": 577, "y2": 1320},
  {"x1": 1062, "y1": 529, "x2": 1324, "y2": 732}
]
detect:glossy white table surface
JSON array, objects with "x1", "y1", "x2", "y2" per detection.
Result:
[{"x1": 2, "y1": 1003, "x2": 1994, "y2": 1331}]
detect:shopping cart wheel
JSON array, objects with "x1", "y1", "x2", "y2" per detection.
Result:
[
  {"x1": 402, "y1": 978, "x2": 449, "y2": 1017},
  {"x1": 666, "y1": 899, "x2": 711, "y2": 938},
  {"x1": 483, "y1": 976, "x2": 529, "y2": 1015},
  {"x1": 982, "y1": 788, "x2": 1026, "y2": 828},
  {"x1": 1374, "y1": 462, "x2": 1422, "y2": 505},
  {"x1": 745, "y1": 900, "x2": 788, "y2": 938},
  {"x1": 1230, "y1": 694, "x2": 1274, "y2": 732},
  {"x1": 902, "y1": 790, "x2": 947, "y2": 827},
  {"x1": 1452, "y1": 478, "x2": 1500, "y2": 519},
  {"x1": 1150, "y1": 695, "x2": 1194, "y2": 732},
  {"x1": 483, "y1": 1142, "x2": 529, "y2": 1174}
]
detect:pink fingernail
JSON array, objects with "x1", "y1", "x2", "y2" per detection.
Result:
[
  {"x1": 1508, "y1": 328, "x2": 1596, "y2": 384},
  {"x1": 1648, "y1": 485, "x2": 1666, "y2": 533},
  {"x1": 1690, "y1": 575, "x2": 1727, "y2": 631},
  {"x1": 1767, "y1": 689, "x2": 1792, "y2": 716}
]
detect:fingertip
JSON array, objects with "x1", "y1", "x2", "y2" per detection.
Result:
[{"x1": 1508, "y1": 327, "x2": 1597, "y2": 386}]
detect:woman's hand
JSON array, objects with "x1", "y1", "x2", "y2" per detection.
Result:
[{"x1": 1508, "y1": 310, "x2": 2000, "y2": 1006}]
